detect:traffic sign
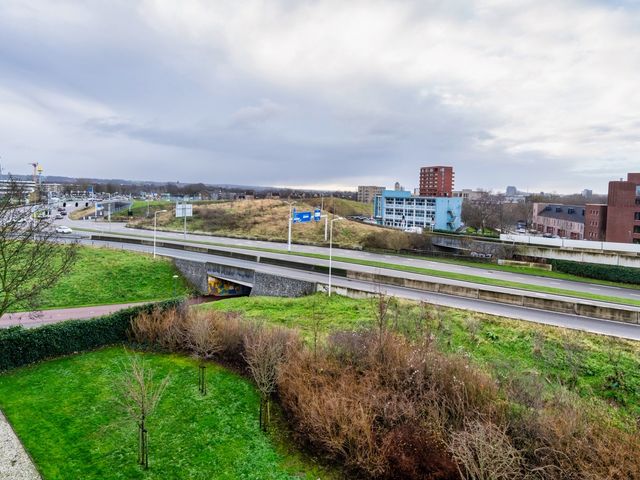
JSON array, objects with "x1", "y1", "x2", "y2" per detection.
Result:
[
  {"x1": 314, "y1": 209, "x2": 321, "y2": 222},
  {"x1": 176, "y1": 203, "x2": 193, "y2": 218},
  {"x1": 293, "y1": 210, "x2": 312, "y2": 223}
]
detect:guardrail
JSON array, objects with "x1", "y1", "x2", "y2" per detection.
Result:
[{"x1": 501, "y1": 234, "x2": 640, "y2": 254}]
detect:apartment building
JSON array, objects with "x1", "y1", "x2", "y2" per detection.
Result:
[
  {"x1": 584, "y1": 204, "x2": 608, "y2": 241},
  {"x1": 373, "y1": 190, "x2": 462, "y2": 232},
  {"x1": 532, "y1": 203, "x2": 585, "y2": 239},
  {"x1": 419, "y1": 166, "x2": 454, "y2": 197},
  {"x1": 604, "y1": 173, "x2": 640, "y2": 244},
  {"x1": 357, "y1": 185, "x2": 384, "y2": 204}
]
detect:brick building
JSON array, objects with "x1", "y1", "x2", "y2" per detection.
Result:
[
  {"x1": 603, "y1": 173, "x2": 640, "y2": 244},
  {"x1": 357, "y1": 185, "x2": 384, "y2": 204},
  {"x1": 584, "y1": 204, "x2": 608, "y2": 241},
  {"x1": 532, "y1": 203, "x2": 585, "y2": 239},
  {"x1": 419, "y1": 166, "x2": 454, "y2": 197}
]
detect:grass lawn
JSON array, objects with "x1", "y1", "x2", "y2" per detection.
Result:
[
  {"x1": 204, "y1": 294, "x2": 640, "y2": 420},
  {"x1": 16, "y1": 246, "x2": 191, "y2": 312},
  {"x1": 0, "y1": 347, "x2": 335, "y2": 479}
]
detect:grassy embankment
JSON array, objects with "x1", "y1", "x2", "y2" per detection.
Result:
[
  {"x1": 203, "y1": 294, "x2": 640, "y2": 419},
  {"x1": 0, "y1": 348, "x2": 334, "y2": 479},
  {"x1": 10, "y1": 246, "x2": 190, "y2": 312},
  {"x1": 126, "y1": 199, "x2": 379, "y2": 249}
]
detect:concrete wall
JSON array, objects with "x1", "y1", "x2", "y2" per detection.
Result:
[
  {"x1": 206, "y1": 262, "x2": 255, "y2": 286},
  {"x1": 251, "y1": 272, "x2": 316, "y2": 297},
  {"x1": 174, "y1": 258, "x2": 209, "y2": 294}
]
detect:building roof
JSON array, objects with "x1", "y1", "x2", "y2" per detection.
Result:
[{"x1": 537, "y1": 204, "x2": 585, "y2": 223}]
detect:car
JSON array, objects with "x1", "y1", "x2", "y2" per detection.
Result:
[
  {"x1": 60, "y1": 211, "x2": 67, "y2": 216},
  {"x1": 54, "y1": 213, "x2": 63, "y2": 219},
  {"x1": 55, "y1": 226, "x2": 73, "y2": 234}
]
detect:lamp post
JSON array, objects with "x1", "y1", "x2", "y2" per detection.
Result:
[
  {"x1": 328, "y1": 216, "x2": 343, "y2": 297},
  {"x1": 153, "y1": 209, "x2": 167, "y2": 258},
  {"x1": 285, "y1": 201, "x2": 296, "y2": 252}
]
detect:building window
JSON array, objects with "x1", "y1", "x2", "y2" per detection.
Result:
[
  {"x1": 635, "y1": 212, "x2": 640, "y2": 221},
  {"x1": 634, "y1": 226, "x2": 640, "y2": 234}
]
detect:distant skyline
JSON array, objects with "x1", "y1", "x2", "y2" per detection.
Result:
[{"x1": 1, "y1": 1, "x2": 639, "y2": 194}]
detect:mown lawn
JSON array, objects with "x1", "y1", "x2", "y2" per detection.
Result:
[
  {"x1": 0, "y1": 348, "x2": 334, "y2": 479},
  {"x1": 205, "y1": 294, "x2": 640, "y2": 419},
  {"x1": 26, "y1": 246, "x2": 190, "y2": 311}
]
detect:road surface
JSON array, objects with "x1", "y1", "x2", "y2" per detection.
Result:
[
  {"x1": 86, "y1": 237, "x2": 640, "y2": 341},
  {"x1": 57, "y1": 216, "x2": 640, "y2": 304}
]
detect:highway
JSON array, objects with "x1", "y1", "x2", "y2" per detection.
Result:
[
  {"x1": 60, "y1": 216, "x2": 640, "y2": 304},
  {"x1": 86, "y1": 236, "x2": 640, "y2": 341}
]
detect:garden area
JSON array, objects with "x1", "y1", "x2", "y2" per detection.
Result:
[{"x1": 1, "y1": 295, "x2": 639, "y2": 479}]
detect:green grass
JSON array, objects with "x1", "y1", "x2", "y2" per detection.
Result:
[
  {"x1": 75, "y1": 228, "x2": 640, "y2": 306},
  {"x1": 204, "y1": 294, "x2": 640, "y2": 419},
  {"x1": 15, "y1": 246, "x2": 191, "y2": 312},
  {"x1": 0, "y1": 347, "x2": 335, "y2": 479}
]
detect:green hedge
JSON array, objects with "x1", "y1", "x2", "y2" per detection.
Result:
[
  {"x1": 0, "y1": 300, "x2": 181, "y2": 372},
  {"x1": 550, "y1": 259, "x2": 640, "y2": 285}
]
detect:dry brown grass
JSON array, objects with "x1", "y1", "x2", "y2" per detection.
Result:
[
  {"x1": 129, "y1": 306, "x2": 640, "y2": 480},
  {"x1": 129, "y1": 199, "x2": 383, "y2": 248}
]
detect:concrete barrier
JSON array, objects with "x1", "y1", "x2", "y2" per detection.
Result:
[
  {"x1": 478, "y1": 290, "x2": 524, "y2": 305},
  {"x1": 94, "y1": 234, "x2": 640, "y2": 325},
  {"x1": 523, "y1": 296, "x2": 577, "y2": 315}
]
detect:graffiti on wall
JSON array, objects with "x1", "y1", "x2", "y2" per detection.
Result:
[{"x1": 207, "y1": 276, "x2": 251, "y2": 297}]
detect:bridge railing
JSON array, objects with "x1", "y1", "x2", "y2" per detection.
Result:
[{"x1": 500, "y1": 234, "x2": 640, "y2": 254}]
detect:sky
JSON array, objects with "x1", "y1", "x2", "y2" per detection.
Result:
[{"x1": 0, "y1": 0, "x2": 639, "y2": 194}]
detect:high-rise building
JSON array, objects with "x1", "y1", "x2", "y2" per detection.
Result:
[
  {"x1": 604, "y1": 173, "x2": 640, "y2": 244},
  {"x1": 419, "y1": 166, "x2": 454, "y2": 197},
  {"x1": 357, "y1": 185, "x2": 384, "y2": 204},
  {"x1": 506, "y1": 186, "x2": 517, "y2": 196}
]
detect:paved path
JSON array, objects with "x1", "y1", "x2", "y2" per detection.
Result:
[
  {"x1": 0, "y1": 411, "x2": 40, "y2": 480},
  {"x1": 0, "y1": 303, "x2": 145, "y2": 328}
]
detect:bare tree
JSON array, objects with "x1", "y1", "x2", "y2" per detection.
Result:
[
  {"x1": 243, "y1": 324, "x2": 291, "y2": 431},
  {"x1": 114, "y1": 351, "x2": 170, "y2": 469},
  {"x1": 0, "y1": 178, "x2": 78, "y2": 318},
  {"x1": 185, "y1": 312, "x2": 221, "y2": 395}
]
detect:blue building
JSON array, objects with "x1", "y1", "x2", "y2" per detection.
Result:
[{"x1": 373, "y1": 190, "x2": 462, "y2": 232}]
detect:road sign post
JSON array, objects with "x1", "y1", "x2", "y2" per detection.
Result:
[{"x1": 175, "y1": 202, "x2": 193, "y2": 239}]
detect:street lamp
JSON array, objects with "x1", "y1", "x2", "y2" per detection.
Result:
[
  {"x1": 153, "y1": 209, "x2": 167, "y2": 258},
  {"x1": 328, "y1": 216, "x2": 343, "y2": 297},
  {"x1": 285, "y1": 200, "x2": 296, "y2": 252}
]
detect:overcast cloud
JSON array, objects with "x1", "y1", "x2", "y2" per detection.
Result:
[{"x1": 0, "y1": 0, "x2": 639, "y2": 193}]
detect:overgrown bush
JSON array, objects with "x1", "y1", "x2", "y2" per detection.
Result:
[
  {"x1": 125, "y1": 305, "x2": 640, "y2": 480},
  {"x1": 0, "y1": 300, "x2": 180, "y2": 371},
  {"x1": 551, "y1": 259, "x2": 640, "y2": 285}
]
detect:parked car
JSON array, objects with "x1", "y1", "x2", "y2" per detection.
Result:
[
  {"x1": 55, "y1": 226, "x2": 73, "y2": 234},
  {"x1": 54, "y1": 214, "x2": 63, "y2": 220}
]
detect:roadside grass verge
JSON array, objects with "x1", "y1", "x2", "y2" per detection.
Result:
[
  {"x1": 0, "y1": 347, "x2": 334, "y2": 479},
  {"x1": 203, "y1": 294, "x2": 640, "y2": 419},
  {"x1": 10, "y1": 246, "x2": 190, "y2": 312},
  {"x1": 76, "y1": 228, "x2": 640, "y2": 306}
]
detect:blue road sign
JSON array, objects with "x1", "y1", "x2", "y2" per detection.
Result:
[
  {"x1": 293, "y1": 210, "x2": 313, "y2": 223},
  {"x1": 314, "y1": 209, "x2": 321, "y2": 221}
]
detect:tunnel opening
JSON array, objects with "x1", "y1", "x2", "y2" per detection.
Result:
[{"x1": 206, "y1": 275, "x2": 252, "y2": 299}]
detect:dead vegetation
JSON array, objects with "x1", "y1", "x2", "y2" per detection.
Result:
[{"x1": 128, "y1": 304, "x2": 640, "y2": 479}]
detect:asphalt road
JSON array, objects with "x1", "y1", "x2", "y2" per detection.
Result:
[
  {"x1": 88, "y1": 237, "x2": 640, "y2": 341},
  {"x1": 60, "y1": 216, "x2": 640, "y2": 304}
]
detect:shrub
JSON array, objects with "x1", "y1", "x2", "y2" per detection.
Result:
[
  {"x1": 0, "y1": 300, "x2": 180, "y2": 371},
  {"x1": 550, "y1": 259, "x2": 640, "y2": 285}
]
